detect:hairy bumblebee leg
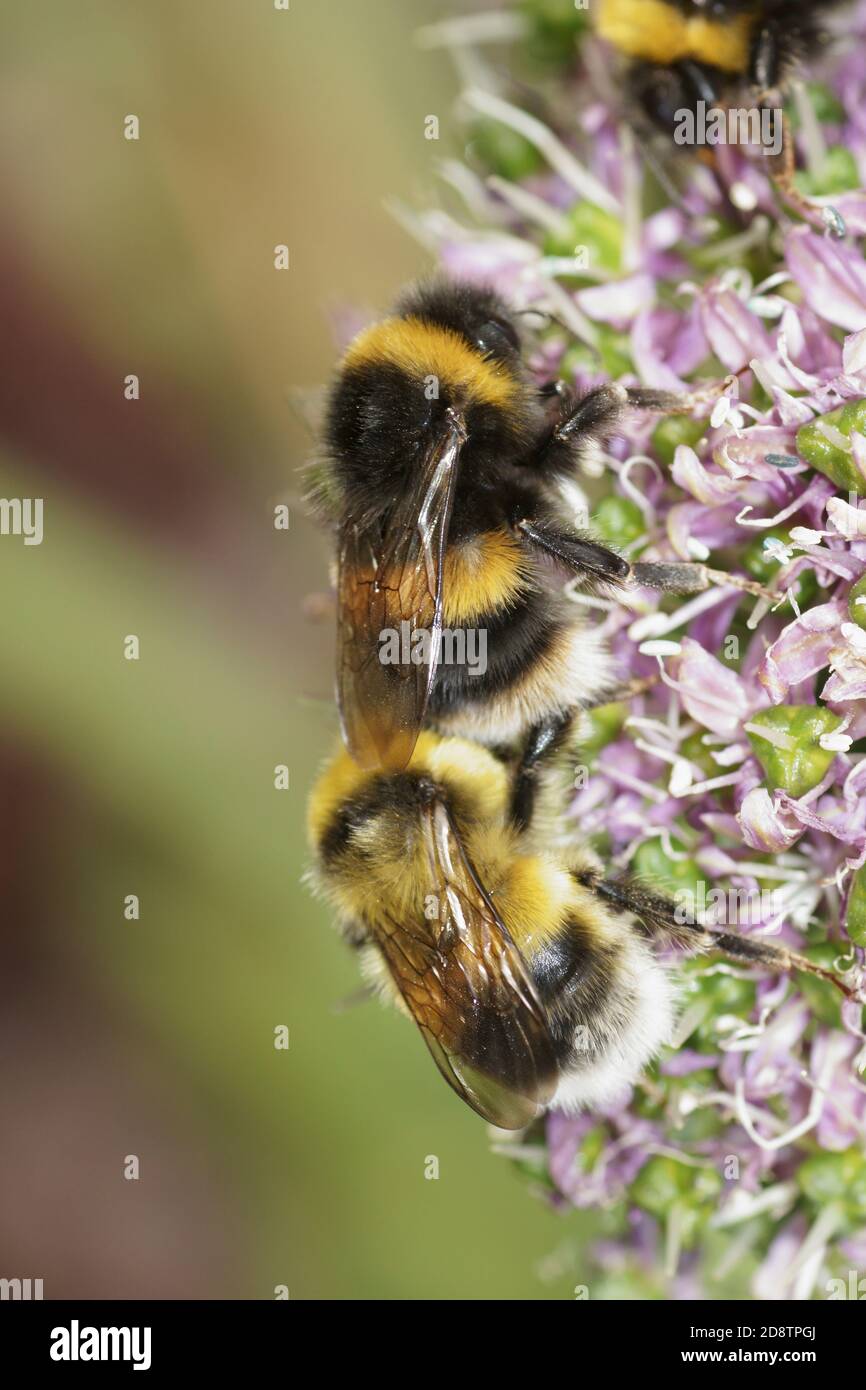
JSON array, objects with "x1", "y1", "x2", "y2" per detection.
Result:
[
  {"x1": 510, "y1": 708, "x2": 573, "y2": 831},
  {"x1": 768, "y1": 110, "x2": 846, "y2": 238},
  {"x1": 623, "y1": 380, "x2": 737, "y2": 415},
  {"x1": 709, "y1": 932, "x2": 855, "y2": 999},
  {"x1": 548, "y1": 378, "x2": 735, "y2": 452},
  {"x1": 630, "y1": 559, "x2": 776, "y2": 603},
  {"x1": 749, "y1": 20, "x2": 846, "y2": 241},
  {"x1": 552, "y1": 382, "x2": 628, "y2": 444},
  {"x1": 582, "y1": 872, "x2": 857, "y2": 999},
  {"x1": 582, "y1": 873, "x2": 698, "y2": 946},
  {"x1": 582, "y1": 675, "x2": 659, "y2": 710}
]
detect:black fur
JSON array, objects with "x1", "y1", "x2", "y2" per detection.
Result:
[
  {"x1": 426, "y1": 588, "x2": 561, "y2": 712},
  {"x1": 628, "y1": 0, "x2": 844, "y2": 135},
  {"x1": 324, "y1": 279, "x2": 636, "y2": 746},
  {"x1": 528, "y1": 924, "x2": 617, "y2": 1066},
  {"x1": 318, "y1": 771, "x2": 437, "y2": 867}
]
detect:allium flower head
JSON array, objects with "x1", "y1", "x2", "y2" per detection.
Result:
[{"x1": 417, "y1": 0, "x2": 866, "y2": 1299}]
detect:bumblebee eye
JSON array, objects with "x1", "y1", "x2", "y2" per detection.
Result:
[{"x1": 475, "y1": 315, "x2": 520, "y2": 357}]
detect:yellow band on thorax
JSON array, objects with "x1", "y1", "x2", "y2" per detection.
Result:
[{"x1": 342, "y1": 316, "x2": 520, "y2": 410}]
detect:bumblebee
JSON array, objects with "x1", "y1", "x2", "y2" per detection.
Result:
[
  {"x1": 308, "y1": 730, "x2": 853, "y2": 1128},
  {"x1": 595, "y1": 0, "x2": 848, "y2": 231},
  {"x1": 316, "y1": 279, "x2": 758, "y2": 824}
]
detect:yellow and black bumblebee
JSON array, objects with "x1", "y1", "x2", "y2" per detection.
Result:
[
  {"x1": 307, "y1": 728, "x2": 854, "y2": 1128},
  {"x1": 314, "y1": 279, "x2": 758, "y2": 827},
  {"x1": 595, "y1": 0, "x2": 848, "y2": 230}
]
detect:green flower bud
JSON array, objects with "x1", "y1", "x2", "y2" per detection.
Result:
[
  {"x1": 593, "y1": 495, "x2": 645, "y2": 548},
  {"x1": 746, "y1": 705, "x2": 843, "y2": 799},
  {"x1": 794, "y1": 145, "x2": 860, "y2": 197},
  {"x1": 796, "y1": 944, "x2": 844, "y2": 1025},
  {"x1": 743, "y1": 530, "x2": 790, "y2": 583},
  {"x1": 742, "y1": 532, "x2": 819, "y2": 608},
  {"x1": 544, "y1": 201, "x2": 623, "y2": 274},
  {"x1": 651, "y1": 415, "x2": 708, "y2": 467},
  {"x1": 678, "y1": 962, "x2": 757, "y2": 1046},
  {"x1": 468, "y1": 119, "x2": 541, "y2": 182},
  {"x1": 579, "y1": 1125, "x2": 607, "y2": 1173},
  {"x1": 848, "y1": 573, "x2": 866, "y2": 632},
  {"x1": 787, "y1": 83, "x2": 844, "y2": 128},
  {"x1": 796, "y1": 399, "x2": 866, "y2": 495},
  {"x1": 631, "y1": 1156, "x2": 691, "y2": 1215},
  {"x1": 679, "y1": 731, "x2": 719, "y2": 778},
  {"x1": 846, "y1": 865, "x2": 866, "y2": 948},
  {"x1": 520, "y1": 0, "x2": 589, "y2": 66},
  {"x1": 632, "y1": 836, "x2": 703, "y2": 916},
  {"x1": 631, "y1": 1157, "x2": 721, "y2": 1248},
  {"x1": 560, "y1": 325, "x2": 633, "y2": 378},
  {"x1": 797, "y1": 1149, "x2": 866, "y2": 1227},
  {"x1": 581, "y1": 701, "x2": 628, "y2": 755}
]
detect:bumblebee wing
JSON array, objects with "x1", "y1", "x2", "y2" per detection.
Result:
[
  {"x1": 336, "y1": 409, "x2": 466, "y2": 771},
  {"x1": 375, "y1": 798, "x2": 558, "y2": 1129}
]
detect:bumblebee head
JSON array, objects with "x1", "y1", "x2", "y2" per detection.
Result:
[{"x1": 393, "y1": 280, "x2": 524, "y2": 370}]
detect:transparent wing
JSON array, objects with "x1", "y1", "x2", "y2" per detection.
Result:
[
  {"x1": 374, "y1": 798, "x2": 559, "y2": 1129},
  {"x1": 336, "y1": 409, "x2": 465, "y2": 771}
]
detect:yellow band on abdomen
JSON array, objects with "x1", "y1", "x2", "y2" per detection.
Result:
[{"x1": 597, "y1": 0, "x2": 754, "y2": 74}]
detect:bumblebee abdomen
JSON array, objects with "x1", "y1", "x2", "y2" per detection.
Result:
[
  {"x1": 427, "y1": 587, "x2": 558, "y2": 711},
  {"x1": 441, "y1": 528, "x2": 529, "y2": 626},
  {"x1": 598, "y1": 0, "x2": 756, "y2": 73}
]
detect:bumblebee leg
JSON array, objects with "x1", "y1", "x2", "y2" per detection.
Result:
[
  {"x1": 516, "y1": 514, "x2": 775, "y2": 602},
  {"x1": 582, "y1": 872, "x2": 857, "y2": 1000},
  {"x1": 552, "y1": 379, "x2": 735, "y2": 442},
  {"x1": 622, "y1": 382, "x2": 734, "y2": 414},
  {"x1": 583, "y1": 675, "x2": 659, "y2": 709},
  {"x1": 750, "y1": 21, "x2": 845, "y2": 238},
  {"x1": 550, "y1": 382, "x2": 629, "y2": 446},
  {"x1": 541, "y1": 379, "x2": 733, "y2": 467},
  {"x1": 768, "y1": 110, "x2": 846, "y2": 238},
  {"x1": 515, "y1": 515, "x2": 631, "y2": 583},
  {"x1": 630, "y1": 559, "x2": 776, "y2": 602},
  {"x1": 510, "y1": 708, "x2": 573, "y2": 831},
  {"x1": 709, "y1": 932, "x2": 854, "y2": 999}
]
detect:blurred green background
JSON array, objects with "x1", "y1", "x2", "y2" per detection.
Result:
[{"x1": 0, "y1": 0, "x2": 586, "y2": 1298}]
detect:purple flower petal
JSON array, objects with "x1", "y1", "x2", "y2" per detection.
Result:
[
  {"x1": 786, "y1": 227, "x2": 866, "y2": 332},
  {"x1": 757, "y1": 602, "x2": 846, "y2": 702}
]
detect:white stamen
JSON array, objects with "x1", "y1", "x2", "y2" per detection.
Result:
[
  {"x1": 462, "y1": 88, "x2": 620, "y2": 214},
  {"x1": 677, "y1": 772, "x2": 744, "y2": 797},
  {"x1": 730, "y1": 181, "x2": 758, "y2": 211},
  {"x1": 733, "y1": 1071, "x2": 825, "y2": 1152},
  {"x1": 416, "y1": 12, "x2": 529, "y2": 48},
  {"x1": 668, "y1": 759, "x2": 694, "y2": 796},
  {"x1": 485, "y1": 175, "x2": 569, "y2": 234},
  {"x1": 639, "y1": 639, "x2": 682, "y2": 657},
  {"x1": 743, "y1": 721, "x2": 795, "y2": 751},
  {"x1": 436, "y1": 160, "x2": 507, "y2": 223},
  {"x1": 628, "y1": 586, "x2": 730, "y2": 643},
  {"x1": 791, "y1": 79, "x2": 829, "y2": 184},
  {"x1": 603, "y1": 767, "x2": 670, "y2": 803},
  {"x1": 616, "y1": 454, "x2": 661, "y2": 525},
  {"x1": 710, "y1": 1183, "x2": 797, "y2": 1228}
]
